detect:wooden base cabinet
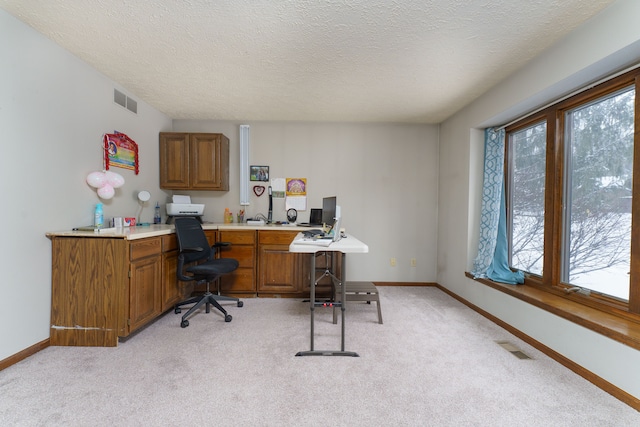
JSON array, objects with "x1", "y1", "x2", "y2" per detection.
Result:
[
  {"x1": 51, "y1": 235, "x2": 179, "y2": 347},
  {"x1": 215, "y1": 229, "x2": 319, "y2": 297},
  {"x1": 49, "y1": 228, "x2": 331, "y2": 346},
  {"x1": 161, "y1": 234, "x2": 191, "y2": 312},
  {"x1": 257, "y1": 230, "x2": 303, "y2": 296},
  {"x1": 128, "y1": 238, "x2": 163, "y2": 332},
  {"x1": 218, "y1": 230, "x2": 257, "y2": 295},
  {"x1": 50, "y1": 237, "x2": 128, "y2": 347}
]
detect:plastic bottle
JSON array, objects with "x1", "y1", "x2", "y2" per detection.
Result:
[
  {"x1": 154, "y1": 202, "x2": 161, "y2": 224},
  {"x1": 94, "y1": 203, "x2": 103, "y2": 228}
]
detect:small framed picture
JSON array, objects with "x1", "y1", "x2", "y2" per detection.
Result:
[{"x1": 250, "y1": 165, "x2": 269, "y2": 182}]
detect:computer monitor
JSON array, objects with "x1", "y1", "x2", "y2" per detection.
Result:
[
  {"x1": 309, "y1": 208, "x2": 322, "y2": 225},
  {"x1": 322, "y1": 196, "x2": 336, "y2": 226}
]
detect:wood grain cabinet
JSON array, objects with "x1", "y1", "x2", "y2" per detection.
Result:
[
  {"x1": 49, "y1": 228, "x2": 319, "y2": 347},
  {"x1": 257, "y1": 230, "x2": 302, "y2": 296},
  {"x1": 160, "y1": 234, "x2": 188, "y2": 312},
  {"x1": 50, "y1": 237, "x2": 128, "y2": 347},
  {"x1": 217, "y1": 229, "x2": 333, "y2": 298},
  {"x1": 51, "y1": 235, "x2": 181, "y2": 347},
  {"x1": 218, "y1": 230, "x2": 257, "y2": 295},
  {"x1": 159, "y1": 132, "x2": 229, "y2": 191},
  {"x1": 128, "y1": 238, "x2": 163, "y2": 332}
]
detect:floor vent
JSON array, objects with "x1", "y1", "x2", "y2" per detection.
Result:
[{"x1": 496, "y1": 340, "x2": 532, "y2": 360}]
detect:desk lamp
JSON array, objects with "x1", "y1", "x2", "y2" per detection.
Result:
[
  {"x1": 267, "y1": 186, "x2": 273, "y2": 223},
  {"x1": 137, "y1": 190, "x2": 151, "y2": 224}
]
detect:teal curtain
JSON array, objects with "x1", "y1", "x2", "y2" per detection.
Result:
[{"x1": 472, "y1": 128, "x2": 524, "y2": 285}]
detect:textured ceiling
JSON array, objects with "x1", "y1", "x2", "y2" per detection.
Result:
[{"x1": 1, "y1": 0, "x2": 616, "y2": 123}]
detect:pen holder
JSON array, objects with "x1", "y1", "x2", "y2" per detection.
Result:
[{"x1": 237, "y1": 214, "x2": 244, "y2": 223}]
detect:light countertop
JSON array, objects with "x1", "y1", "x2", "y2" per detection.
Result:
[
  {"x1": 46, "y1": 222, "x2": 316, "y2": 240},
  {"x1": 289, "y1": 233, "x2": 369, "y2": 253}
]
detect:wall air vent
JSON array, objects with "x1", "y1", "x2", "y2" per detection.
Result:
[
  {"x1": 114, "y1": 89, "x2": 126, "y2": 108},
  {"x1": 126, "y1": 97, "x2": 137, "y2": 114},
  {"x1": 114, "y1": 88, "x2": 138, "y2": 114}
]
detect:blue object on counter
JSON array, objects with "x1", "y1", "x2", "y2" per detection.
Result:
[
  {"x1": 94, "y1": 203, "x2": 103, "y2": 228},
  {"x1": 154, "y1": 202, "x2": 161, "y2": 224}
]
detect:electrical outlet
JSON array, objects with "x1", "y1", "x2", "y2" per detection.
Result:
[
  {"x1": 390, "y1": 258, "x2": 396, "y2": 267},
  {"x1": 411, "y1": 258, "x2": 416, "y2": 267}
]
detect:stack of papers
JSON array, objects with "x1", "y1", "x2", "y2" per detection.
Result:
[
  {"x1": 73, "y1": 226, "x2": 118, "y2": 234},
  {"x1": 294, "y1": 238, "x2": 333, "y2": 247}
]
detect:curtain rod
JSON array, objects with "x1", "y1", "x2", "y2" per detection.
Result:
[{"x1": 496, "y1": 62, "x2": 640, "y2": 130}]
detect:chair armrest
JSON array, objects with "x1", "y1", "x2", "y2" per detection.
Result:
[
  {"x1": 182, "y1": 246, "x2": 204, "y2": 253},
  {"x1": 210, "y1": 242, "x2": 231, "y2": 261}
]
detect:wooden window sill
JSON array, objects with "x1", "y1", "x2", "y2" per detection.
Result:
[{"x1": 464, "y1": 272, "x2": 640, "y2": 351}]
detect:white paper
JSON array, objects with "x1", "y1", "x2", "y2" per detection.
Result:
[
  {"x1": 271, "y1": 178, "x2": 285, "y2": 192},
  {"x1": 286, "y1": 196, "x2": 306, "y2": 211},
  {"x1": 271, "y1": 178, "x2": 286, "y2": 198},
  {"x1": 172, "y1": 195, "x2": 191, "y2": 204}
]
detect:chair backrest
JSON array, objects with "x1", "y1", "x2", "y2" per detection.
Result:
[{"x1": 174, "y1": 217, "x2": 213, "y2": 265}]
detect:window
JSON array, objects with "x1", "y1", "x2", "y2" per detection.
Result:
[
  {"x1": 508, "y1": 121, "x2": 546, "y2": 277},
  {"x1": 506, "y1": 69, "x2": 640, "y2": 315},
  {"x1": 562, "y1": 88, "x2": 634, "y2": 300}
]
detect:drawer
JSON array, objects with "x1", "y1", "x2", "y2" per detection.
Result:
[
  {"x1": 258, "y1": 230, "x2": 299, "y2": 245},
  {"x1": 219, "y1": 245, "x2": 255, "y2": 268},
  {"x1": 130, "y1": 237, "x2": 162, "y2": 261},
  {"x1": 219, "y1": 230, "x2": 256, "y2": 245},
  {"x1": 205, "y1": 230, "x2": 217, "y2": 246},
  {"x1": 220, "y1": 269, "x2": 255, "y2": 292},
  {"x1": 162, "y1": 234, "x2": 178, "y2": 252}
]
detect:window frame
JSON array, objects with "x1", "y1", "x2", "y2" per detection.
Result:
[{"x1": 505, "y1": 69, "x2": 640, "y2": 319}]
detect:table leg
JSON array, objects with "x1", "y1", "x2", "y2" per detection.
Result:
[
  {"x1": 340, "y1": 252, "x2": 346, "y2": 351},
  {"x1": 310, "y1": 253, "x2": 315, "y2": 351},
  {"x1": 296, "y1": 251, "x2": 358, "y2": 357}
]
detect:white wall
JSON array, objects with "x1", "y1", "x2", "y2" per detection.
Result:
[
  {"x1": 0, "y1": 9, "x2": 172, "y2": 361},
  {"x1": 437, "y1": 0, "x2": 640, "y2": 400},
  {"x1": 172, "y1": 120, "x2": 439, "y2": 284}
]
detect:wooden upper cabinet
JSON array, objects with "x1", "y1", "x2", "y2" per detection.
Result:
[
  {"x1": 159, "y1": 133, "x2": 190, "y2": 189},
  {"x1": 159, "y1": 132, "x2": 229, "y2": 191}
]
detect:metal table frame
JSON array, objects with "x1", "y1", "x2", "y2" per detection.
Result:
[{"x1": 289, "y1": 233, "x2": 368, "y2": 357}]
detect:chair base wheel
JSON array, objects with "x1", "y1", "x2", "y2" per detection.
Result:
[
  {"x1": 225, "y1": 314, "x2": 232, "y2": 322},
  {"x1": 237, "y1": 301, "x2": 243, "y2": 307},
  {"x1": 175, "y1": 307, "x2": 181, "y2": 314},
  {"x1": 180, "y1": 319, "x2": 189, "y2": 328}
]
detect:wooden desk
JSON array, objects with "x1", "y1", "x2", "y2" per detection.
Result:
[
  {"x1": 47, "y1": 226, "x2": 205, "y2": 346},
  {"x1": 289, "y1": 233, "x2": 369, "y2": 357},
  {"x1": 47, "y1": 224, "x2": 323, "y2": 347}
]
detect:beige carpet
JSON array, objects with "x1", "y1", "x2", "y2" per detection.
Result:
[{"x1": 1, "y1": 287, "x2": 638, "y2": 426}]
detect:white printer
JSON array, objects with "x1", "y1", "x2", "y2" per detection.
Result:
[{"x1": 166, "y1": 195, "x2": 205, "y2": 223}]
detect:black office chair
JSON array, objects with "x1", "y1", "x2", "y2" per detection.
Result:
[{"x1": 173, "y1": 217, "x2": 243, "y2": 328}]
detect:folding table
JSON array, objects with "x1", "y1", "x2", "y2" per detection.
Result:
[{"x1": 289, "y1": 233, "x2": 369, "y2": 357}]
